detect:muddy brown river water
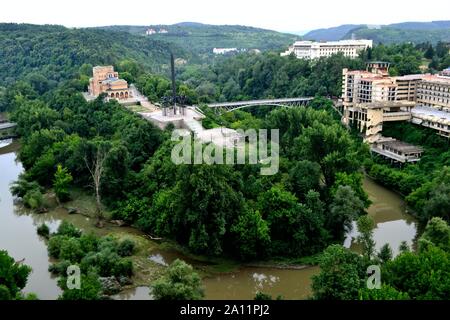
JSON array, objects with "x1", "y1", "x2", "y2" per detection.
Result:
[{"x1": 0, "y1": 140, "x2": 417, "y2": 300}]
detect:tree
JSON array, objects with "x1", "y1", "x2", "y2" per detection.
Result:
[
  {"x1": 383, "y1": 246, "x2": 450, "y2": 299},
  {"x1": 230, "y1": 207, "x2": 271, "y2": 260},
  {"x1": 294, "y1": 123, "x2": 360, "y2": 188},
  {"x1": 419, "y1": 217, "x2": 450, "y2": 252},
  {"x1": 399, "y1": 241, "x2": 410, "y2": 253},
  {"x1": 377, "y1": 244, "x2": 393, "y2": 264},
  {"x1": 311, "y1": 245, "x2": 365, "y2": 300},
  {"x1": 328, "y1": 186, "x2": 365, "y2": 240},
  {"x1": 331, "y1": 172, "x2": 371, "y2": 208},
  {"x1": 359, "y1": 285, "x2": 410, "y2": 300},
  {"x1": 289, "y1": 160, "x2": 321, "y2": 199},
  {"x1": 356, "y1": 215, "x2": 376, "y2": 260},
  {"x1": 424, "y1": 45, "x2": 435, "y2": 60},
  {"x1": 84, "y1": 140, "x2": 111, "y2": 224},
  {"x1": 151, "y1": 259, "x2": 204, "y2": 300},
  {"x1": 53, "y1": 164, "x2": 73, "y2": 203},
  {"x1": 257, "y1": 185, "x2": 327, "y2": 256},
  {"x1": 423, "y1": 182, "x2": 450, "y2": 222},
  {"x1": 0, "y1": 250, "x2": 32, "y2": 300}
]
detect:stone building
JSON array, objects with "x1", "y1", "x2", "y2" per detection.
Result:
[{"x1": 88, "y1": 66, "x2": 132, "y2": 100}]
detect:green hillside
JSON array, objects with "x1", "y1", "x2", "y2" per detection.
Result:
[
  {"x1": 0, "y1": 23, "x2": 187, "y2": 86},
  {"x1": 348, "y1": 26, "x2": 450, "y2": 44},
  {"x1": 97, "y1": 22, "x2": 298, "y2": 54},
  {"x1": 304, "y1": 20, "x2": 450, "y2": 44}
]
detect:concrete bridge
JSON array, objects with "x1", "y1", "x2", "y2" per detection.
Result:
[{"x1": 205, "y1": 97, "x2": 314, "y2": 113}]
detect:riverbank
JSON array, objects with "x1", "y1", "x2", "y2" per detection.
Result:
[{"x1": 0, "y1": 140, "x2": 419, "y2": 300}]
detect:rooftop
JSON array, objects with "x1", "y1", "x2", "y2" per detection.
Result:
[
  {"x1": 293, "y1": 39, "x2": 372, "y2": 47},
  {"x1": 412, "y1": 106, "x2": 450, "y2": 125},
  {"x1": 377, "y1": 137, "x2": 424, "y2": 154},
  {"x1": 420, "y1": 74, "x2": 450, "y2": 84},
  {"x1": 355, "y1": 101, "x2": 415, "y2": 109}
]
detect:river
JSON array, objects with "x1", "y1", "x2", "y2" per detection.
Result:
[{"x1": 0, "y1": 139, "x2": 418, "y2": 300}]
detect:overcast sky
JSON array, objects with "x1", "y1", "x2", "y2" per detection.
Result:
[{"x1": 1, "y1": 0, "x2": 449, "y2": 33}]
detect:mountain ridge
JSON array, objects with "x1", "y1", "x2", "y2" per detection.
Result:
[{"x1": 304, "y1": 20, "x2": 450, "y2": 44}]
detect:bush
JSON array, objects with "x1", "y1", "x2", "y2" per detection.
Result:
[
  {"x1": 37, "y1": 224, "x2": 50, "y2": 238},
  {"x1": 56, "y1": 221, "x2": 81, "y2": 238},
  {"x1": 117, "y1": 239, "x2": 135, "y2": 257},
  {"x1": 48, "y1": 235, "x2": 69, "y2": 259},
  {"x1": 23, "y1": 188, "x2": 44, "y2": 210},
  {"x1": 112, "y1": 197, "x2": 151, "y2": 224},
  {"x1": 58, "y1": 273, "x2": 102, "y2": 300},
  {"x1": 0, "y1": 285, "x2": 12, "y2": 300},
  {"x1": 48, "y1": 260, "x2": 71, "y2": 275},
  {"x1": 112, "y1": 259, "x2": 133, "y2": 277},
  {"x1": 79, "y1": 233, "x2": 99, "y2": 253},
  {"x1": 59, "y1": 238, "x2": 84, "y2": 263},
  {"x1": 10, "y1": 174, "x2": 41, "y2": 198}
]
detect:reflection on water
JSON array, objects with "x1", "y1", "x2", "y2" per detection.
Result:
[
  {"x1": 344, "y1": 177, "x2": 418, "y2": 256},
  {"x1": 115, "y1": 286, "x2": 153, "y2": 300},
  {"x1": 0, "y1": 146, "x2": 62, "y2": 300},
  {"x1": 148, "y1": 253, "x2": 169, "y2": 266},
  {"x1": 203, "y1": 266, "x2": 319, "y2": 300},
  {"x1": 0, "y1": 138, "x2": 12, "y2": 149}
]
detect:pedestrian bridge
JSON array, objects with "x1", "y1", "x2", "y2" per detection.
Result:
[{"x1": 206, "y1": 97, "x2": 314, "y2": 113}]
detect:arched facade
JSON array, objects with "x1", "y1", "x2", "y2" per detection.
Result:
[{"x1": 108, "y1": 90, "x2": 132, "y2": 100}]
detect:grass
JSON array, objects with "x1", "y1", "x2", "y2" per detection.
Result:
[{"x1": 126, "y1": 105, "x2": 151, "y2": 113}]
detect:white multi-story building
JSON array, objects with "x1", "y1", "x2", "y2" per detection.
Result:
[
  {"x1": 342, "y1": 62, "x2": 450, "y2": 141},
  {"x1": 281, "y1": 39, "x2": 373, "y2": 59},
  {"x1": 213, "y1": 48, "x2": 238, "y2": 55}
]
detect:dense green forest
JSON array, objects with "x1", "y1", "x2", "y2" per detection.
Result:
[
  {"x1": 170, "y1": 42, "x2": 448, "y2": 103},
  {"x1": 0, "y1": 23, "x2": 187, "y2": 86},
  {"x1": 9, "y1": 78, "x2": 369, "y2": 260},
  {"x1": 97, "y1": 22, "x2": 297, "y2": 54}
]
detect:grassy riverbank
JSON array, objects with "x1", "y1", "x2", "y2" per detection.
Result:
[{"x1": 34, "y1": 187, "x2": 317, "y2": 287}]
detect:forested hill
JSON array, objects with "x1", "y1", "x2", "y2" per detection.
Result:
[
  {"x1": 304, "y1": 20, "x2": 450, "y2": 44},
  {"x1": 96, "y1": 22, "x2": 298, "y2": 54},
  {"x1": 0, "y1": 23, "x2": 187, "y2": 86}
]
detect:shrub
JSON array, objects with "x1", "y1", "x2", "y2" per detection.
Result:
[
  {"x1": 37, "y1": 224, "x2": 50, "y2": 238},
  {"x1": 23, "y1": 188, "x2": 44, "y2": 210},
  {"x1": 10, "y1": 174, "x2": 41, "y2": 198},
  {"x1": 48, "y1": 235, "x2": 69, "y2": 259},
  {"x1": 59, "y1": 238, "x2": 84, "y2": 263},
  {"x1": 56, "y1": 221, "x2": 81, "y2": 238},
  {"x1": 117, "y1": 239, "x2": 135, "y2": 257},
  {"x1": 48, "y1": 260, "x2": 71, "y2": 275},
  {"x1": 112, "y1": 259, "x2": 133, "y2": 277}
]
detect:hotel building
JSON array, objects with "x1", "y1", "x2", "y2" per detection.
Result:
[
  {"x1": 281, "y1": 39, "x2": 373, "y2": 59},
  {"x1": 341, "y1": 62, "x2": 450, "y2": 154}
]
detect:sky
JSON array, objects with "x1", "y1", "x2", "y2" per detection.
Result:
[{"x1": 1, "y1": 0, "x2": 449, "y2": 33}]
